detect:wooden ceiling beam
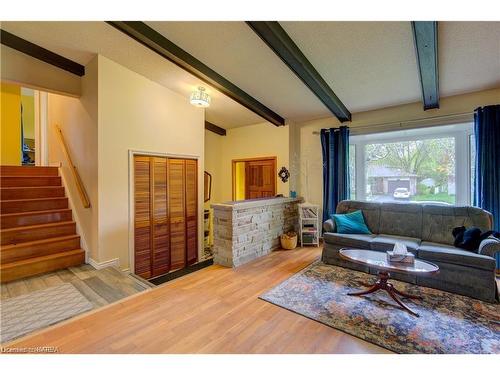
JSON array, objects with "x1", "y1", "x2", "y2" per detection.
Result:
[
  {"x1": 0, "y1": 29, "x2": 85, "y2": 77},
  {"x1": 246, "y1": 21, "x2": 351, "y2": 123},
  {"x1": 205, "y1": 121, "x2": 226, "y2": 136},
  {"x1": 411, "y1": 21, "x2": 439, "y2": 110},
  {"x1": 107, "y1": 21, "x2": 285, "y2": 126}
]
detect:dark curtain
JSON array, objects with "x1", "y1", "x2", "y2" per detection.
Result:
[
  {"x1": 473, "y1": 105, "x2": 500, "y2": 268},
  {"x1": 320, "y1": 126, "x2": 350, "y2": 223}
]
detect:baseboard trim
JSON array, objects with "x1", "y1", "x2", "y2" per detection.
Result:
[{"x1": 88, "y1": 257, "x2": 120, "y2": 270}]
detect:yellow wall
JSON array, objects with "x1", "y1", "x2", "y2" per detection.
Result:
[
  {"x1": 205, "y1": 122, "x2": 290, "y2": 204},
  {"x1": 234, "y1": 161, "x2": 246, "y2": 200},
  {"x1": 21, "y1": 94, "x2": 35, "y2": 139},
  {"x1": 0, "y1": 83, "x2": 21, "y2": 165}
]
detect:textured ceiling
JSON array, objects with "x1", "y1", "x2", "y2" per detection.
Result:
[
  {"x1": 2, "y1": 21, "x2": 499, "y2": 129},
  {"x1": 439, "y1": 22, "x2": 500, "y2": 97},
  {"x1": 0, "y1": 21, "x2": 265, "y2": 129}
]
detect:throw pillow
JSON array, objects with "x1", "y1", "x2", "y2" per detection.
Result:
[
  {"x1": 452, "y1": 226, "x2": 493, "y2": 252},
  {"x1": 331, "y1": 210, "x2": 371, "y2": 234}
]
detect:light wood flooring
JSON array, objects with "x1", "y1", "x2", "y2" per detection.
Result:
[
  {"x1": 4, "y1": 247, "x2": 390, "y2": 353},
  {"x1": 1, "y1": 264, "x2": 151, "y2": 308}
]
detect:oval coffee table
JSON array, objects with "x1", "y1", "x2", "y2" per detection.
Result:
[{"x1": 338, "y1": 248, "x2": 439, "y2": 317}]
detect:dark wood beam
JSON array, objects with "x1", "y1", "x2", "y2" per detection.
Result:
[
  {"x1": 411, "y1": 21, "x2": 439, "y2": 110},
  {"x1": 205, "y1": 121, "x2": 226, "y2": 136},
  {"x1": 107, "y1": 21, "x2": 285, "y2": 127},
  {"x1": 246, "y1": 21, "x2": 351, "y2": 123},
  {"x1": 0, "y1": 29, "x2": 85, "y2": 77}
]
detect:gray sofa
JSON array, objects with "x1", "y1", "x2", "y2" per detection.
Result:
[{"x1": 322, "y1": 200, "x2": 500, "y2": 303}]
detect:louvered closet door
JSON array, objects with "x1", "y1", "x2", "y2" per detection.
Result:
[
  {"x1": 185, "y1": 159, "x2": 198, "y2": 265},
  {"x1": 168, "y1": 159, "x2": 187, "y2": 271},
  {"x1": 151, "y1": 157, "x2": 169, "y2": 277},
  {"x1": 134, "y1": 156, "x2": 152, "y2": 279}
]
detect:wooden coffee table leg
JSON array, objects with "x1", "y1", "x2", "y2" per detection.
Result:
[
  {"x1": 348, "y1": 271, "x2": 421, "y2": 317},
  {"x1": 391, "y1": 285, "x2": 423, "y2": 300}
]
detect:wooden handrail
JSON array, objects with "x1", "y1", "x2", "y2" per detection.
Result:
[{"x1": 56, "y1": 126, "x2": 91, "y2": 208}]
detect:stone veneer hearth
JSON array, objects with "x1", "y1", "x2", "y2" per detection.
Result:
[{"x1": 211, "y1": 197, "x2": 301, "y2": 267}]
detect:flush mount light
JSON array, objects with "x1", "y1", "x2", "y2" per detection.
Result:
[{"x1": 190, "y1": 86, "x2": 211, "y2": 108}]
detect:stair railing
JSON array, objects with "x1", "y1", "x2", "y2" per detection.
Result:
[{"x1": 56, "y1": 126, "x2": 91, "y2": 208}]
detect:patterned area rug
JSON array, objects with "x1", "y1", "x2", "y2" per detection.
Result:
[
  {"x1": 260, "y1": 261, "x2": 500, "y2": 354},
  {"x1": 1, "y1": 283, "x2": 93, "y2": 343}
]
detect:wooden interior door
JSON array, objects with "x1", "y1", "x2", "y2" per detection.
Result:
[
  {"x1": 168, "y1": 158, "x2": 187, "y2": 271},
  {"x1": 151, "y1": 157, "x2": 169, "y2": 277},
  {"x1": 185, "y1": 159, "x2": 198, "y2": 265},
  {"x1": 245, "y1": 159, "x2": 276, "y2": 199},
  {"x1": 134, "y1": 156, "x2": 152, "y2": 279},
  {"x1": 134, "y1": 155, "x2": 198, "y2": 279}
]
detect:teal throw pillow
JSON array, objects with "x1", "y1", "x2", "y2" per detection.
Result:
[{"x1": 331, "y1": 210, "x2": 371, "y2": 234}]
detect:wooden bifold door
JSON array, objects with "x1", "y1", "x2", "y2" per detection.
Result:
[{"x1": 134, "y1": 155, "x2": 198, "y2": 279}]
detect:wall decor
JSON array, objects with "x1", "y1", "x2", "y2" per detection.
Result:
[{"x1": 278, "y1": 166, "x2": 290, "y2": 183}]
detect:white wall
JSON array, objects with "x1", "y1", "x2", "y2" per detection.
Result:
[
  {"x1": 97, "y1": 55, "x2": 205, "y2": 270},
  {"x1": 47, "y1": 56, "x2": 99, "y2": 261},
  {"x1": 1, "y1": 45, "x2": 81, "y2": 97}
]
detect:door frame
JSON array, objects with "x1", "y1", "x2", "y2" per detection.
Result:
[
  {"x1": 128, "y1": 149, "x2": 201, "y2": 276},
  {"x1": 231, "y1": 156, "x2": 277, "y2": 200}
]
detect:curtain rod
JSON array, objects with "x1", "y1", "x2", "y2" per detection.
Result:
[{"x1": 312, "y1": 111, "x2": 473, "y2": 135}]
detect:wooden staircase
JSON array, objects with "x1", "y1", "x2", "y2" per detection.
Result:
[{"x1": 0, "y1": 166, "x2": 85, "y2": 282}]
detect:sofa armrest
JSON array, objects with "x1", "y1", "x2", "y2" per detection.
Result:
[
  {"x1": 323, "y1": 219, "x2": 336, "y2": 233},
  {"x1": 478, "y1": 237, "x2": 500, "y2": 258}
]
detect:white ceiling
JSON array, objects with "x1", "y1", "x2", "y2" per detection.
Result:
[
  {"x1": 0, "y1": 21, "x2": 264, "y2": 129},
  {"x1": 439, "y1": 22, "x2": 500, "y2": 97},
  {"x1": 2, "y1": 21, "x2": 499, "y2": 129}
]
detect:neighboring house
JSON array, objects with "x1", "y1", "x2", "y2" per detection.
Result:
[{"x1": 367, "y1": 165, "x2": 418, "y2": 195}]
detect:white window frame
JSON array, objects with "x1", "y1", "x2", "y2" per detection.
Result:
[{"x1": 349, "y1": 123, "x2": 474, "y2": 206}]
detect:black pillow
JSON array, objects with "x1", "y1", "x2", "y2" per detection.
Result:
[
  {"x1": 452, "y1": 226, "x2": 500, "y2": 252},
  {"x1": 453, "y1": 226, "x2": 482, "y2": 252}
]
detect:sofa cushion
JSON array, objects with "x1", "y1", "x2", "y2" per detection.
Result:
[
  {"x1": 378, "y1": 202, "x2": 423, "y2": 238},
  {"x1": 421, "y1": 205, "x2": 492, "y2": 246},
  {"x1": 417, "y1": 241, "x2": 496, "y2": 271},
  {"x1": 323, "y1": 232, "x2": 375, "y2": 249},
  {"x1": 370, "y1": 234, "x2": 421, "y2": 253}
]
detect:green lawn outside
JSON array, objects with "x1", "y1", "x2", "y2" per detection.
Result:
[{"x1": 413, "y1": 193, "x2": 456, "y2": 204}]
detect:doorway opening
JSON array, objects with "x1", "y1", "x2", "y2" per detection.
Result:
[{"x1": 232, "y1": 157, "x2": 277, "y2": 201}]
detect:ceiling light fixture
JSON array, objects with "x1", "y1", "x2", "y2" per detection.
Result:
[{"x1": 190, "y1": 86, "x2": 211, "y2": 108}]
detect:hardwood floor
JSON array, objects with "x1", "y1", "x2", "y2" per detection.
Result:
[
  {"x1": 1, "y1": 264, "x2": 151, "y2": 308},
  {"x1": 4, "y1": 247, "x2": 389, "y2": 353}
]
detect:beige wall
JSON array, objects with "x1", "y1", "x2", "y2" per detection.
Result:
[
  {"x1": 1, "y1": 45, "x2": 81, "y2": 97},
  {"x1": 297, "y1": 88, "x2": 500, "y2": 213},
  {"x1": 206, "y1": 122, "x2": 290, "y2": 203},
  {"x1": 98, "y1": 55, "x2": 205, "y2": 270},
  {"x1": 47, "y1": 56, "x2": 99, "y2": 261}
]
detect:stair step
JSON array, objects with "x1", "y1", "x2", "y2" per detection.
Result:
[
  {"x1": 0, "y1": 186, "x2": 65, "y2": 200},
  {"x1": 0, "y1": 166, "x2": 59, "y2": 177},
  {"x1": 1, "y1": 176, "x2": 62, "y2": 187},
  {"x1": 1, "y1": 197, "x2": 69, "y2": 214},
  {"x1": 1, "y1": 234, "x2": 81, "y2": 263},
  {"x1": 1, "y1": 221, "x2": 76, "y2": 245},
  {"x1": 0, "y1": 209, "x2": 73, "y2": 229},
  {"x1": 0, "y1": 249, "x2": 85, "y2": 282}
]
